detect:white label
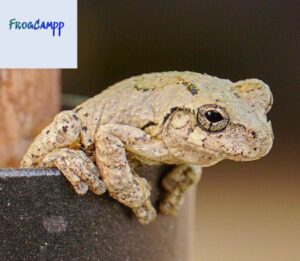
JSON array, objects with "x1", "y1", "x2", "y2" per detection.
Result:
[{"x1": 0, "y1": 0, "x2": 77, "y2": 68}]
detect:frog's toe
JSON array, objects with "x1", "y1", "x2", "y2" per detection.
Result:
[
  {"x1": 159, "y1": 201, "x2": 179, "y2": 216},
  {"x1": 132, "y1": 199, "x2": 157, "y2": 225},
  {"x1": 74, "y1": 182, "x2": 89, "y2": 195},
  {"x1": 159, "y1": 189, "x2": 184, "y2": 216}
]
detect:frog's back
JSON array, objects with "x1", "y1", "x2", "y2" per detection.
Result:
[
  {"x1": 110, "y1": 71, "x2": 216, "y2": 92},
  {"x1": 73, "y1": 71, "x2": 231, "y2": 139}
]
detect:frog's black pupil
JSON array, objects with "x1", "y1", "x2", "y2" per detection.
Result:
[{"x1": 205, "y1": 110, "x2": 224, "y2": 123}]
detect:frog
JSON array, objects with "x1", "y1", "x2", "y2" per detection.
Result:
[{"x1": 20, "y1": 71, "x2": 274, "y2": 224}]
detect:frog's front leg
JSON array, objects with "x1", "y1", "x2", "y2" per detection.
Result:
[
  {"x1": 95, "y1": 124, "x2": 170, "y2": 224},
  {"x1": 160, "y1": 164, "x2": 202, "y2": 215},
  {"x1": 41, "y1": 148, "x2": 106, "y2": 195},
  {"x1": 20, "y1": 110, "x2": 82, "y2": 168}
]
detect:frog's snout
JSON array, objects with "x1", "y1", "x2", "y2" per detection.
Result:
[{"x1": 245, "y1": 120, "x2": 274, "y2": 160}]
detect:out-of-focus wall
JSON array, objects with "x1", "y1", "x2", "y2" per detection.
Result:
[
  {"x1": 196, "y1": 154, "x2": 299, "y2": 261},
  {"x1": 63, "y1": 1, "x2": 300, "y2": 260}
]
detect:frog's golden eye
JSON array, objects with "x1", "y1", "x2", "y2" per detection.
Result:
[{"x1": 197, "y1": 104, "x2": 229, "y2": 132}]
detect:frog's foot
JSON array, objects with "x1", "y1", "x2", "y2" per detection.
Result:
[
  {"x1": 159, "y1": 164, "x2": 202, "y2": 215},
  {"x1": 41, "y1": 148, "x2": 106, "y2": 195}
]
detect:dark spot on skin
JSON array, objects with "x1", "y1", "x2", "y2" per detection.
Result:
[
  {"x1": 201, "y1": 138, "x2": 207, "y2": 142},
  {"x1": 72, "y1": 114, "x2": 79, "y2": 120},
  {"x1": 141, "y1": 121, "x2": 157, "y2": 130},
  {"x1": 234, "y1": 93, "x2": 241, "y2": 98},
  {"x1": 190, "y1": 87, "x2": 198, "y2": 95},
  {"x1": 182, "y1": 81, "x2": 198, "y2": 95},
  {"x1": 251, "y1": 131, "x2": 257, "y2": 138},
  {"x1": 187, "y1": 128, "x2": 194, "y2": 134},
  {"x1": 82, "y1": 126, "x2": 87, "y2": 132},
  {"x1": 84, "y1": 113, "x2": 89, "y2": 117},
  {"x1": 62, "y1": 126, "x2": 68, "y2": 133},
  {"x1": 245, "y1": 86, "x2": 262, "y2": 93},
  {"x1": 215, "y1": 99, "x2": 220, "y2": 102},
  {"x1": 46, "y1": 130, "x2": 50, "y2": 134},
  {"x1": 134, "y1": 84, "x2": 150, "y2": 92},
  {"x1": 254, "y1": 147, "x2": 257, "y2": 151},
  {"x1": 74, "y1": 107, "x2": 82, "y2": 113}
]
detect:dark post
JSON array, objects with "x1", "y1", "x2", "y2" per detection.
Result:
[{"x1": 0, "y1": 166, "x2": 196, "y2": 261}]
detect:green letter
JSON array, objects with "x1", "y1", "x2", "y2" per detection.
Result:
[{"x1": 9, "y1": 18, "x2": 16, "y2": 30}]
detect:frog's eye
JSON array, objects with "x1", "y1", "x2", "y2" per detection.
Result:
[{"x1": 197, "y1": 104, "x2": 229, "y2": 132}]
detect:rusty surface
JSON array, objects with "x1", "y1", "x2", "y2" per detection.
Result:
[
  {"x1": 0, "y1": 69, "x2": 61, "y2": 167},
  {"x1": 0, "y1": 165, "x2": 195, "y2": 261}
]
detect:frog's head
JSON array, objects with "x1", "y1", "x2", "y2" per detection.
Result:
[{"x1": 162, "y1": 78, "x2": 274, "y2": 166}]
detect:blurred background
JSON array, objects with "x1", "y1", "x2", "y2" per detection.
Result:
[
  {"x1": 1, "y1": 0, "x2": 298, "y2": 260},
  {"x1": 63, "y1": 1, "x2": 300, "y2": 260}
]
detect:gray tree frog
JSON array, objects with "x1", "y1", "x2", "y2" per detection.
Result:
[{"x1": 20, "y1": 71, "x2": 274, "y2": 224}]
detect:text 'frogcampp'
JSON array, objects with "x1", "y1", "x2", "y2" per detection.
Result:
[{"x1": 9, "y1": 18, "x2": 65, "y2": 37}]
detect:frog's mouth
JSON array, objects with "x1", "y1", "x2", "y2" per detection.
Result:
[
  {"x1": 200, "y1": 143, "x2": 272, "y2": 162},
  {"x1": 188, "y1": 139, "x2": 272, "y2": 161},
  {"x1": 195, "y1": 120, "x2": 273, "y2": 162}
]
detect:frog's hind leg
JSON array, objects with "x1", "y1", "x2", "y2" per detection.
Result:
[
  {"x1": 41, "y1": 148, "x2": 106, "y2": 195},
  {"x1": 20, "y1": 110, "x2": 82, "y2": 168},
  {"x1": 159, "y1": 164, "x2": 202, "y2": 215}
]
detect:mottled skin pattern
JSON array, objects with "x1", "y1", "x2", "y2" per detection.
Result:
[{"x1": 21, "y1": 71, "x2": 274, "y2": 224}]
